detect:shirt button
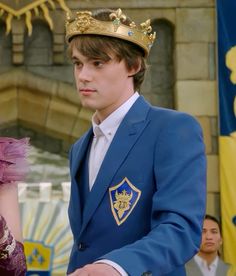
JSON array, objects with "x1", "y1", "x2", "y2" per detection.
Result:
[{"x1": 78, "y1": 242, "x2": 87, "y2": 251}]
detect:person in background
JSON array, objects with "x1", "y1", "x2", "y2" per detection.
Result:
[
  {"x1": 0, "y1": 137, "x2": 29, "y2": 275},
  {"x1": 65, "y1": 8, "x2": 207, "y2": 276},
  {"x1": 185, "y1": 214, "x2": 232, "y2": 276}
]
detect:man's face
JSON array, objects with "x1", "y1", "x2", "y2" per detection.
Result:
[
  {"x1": 71, "y1": 46, "x2": 136, "y2": 121},
  {"x1": 199, "y1": 219, "x2": 222, "y2": 254}
]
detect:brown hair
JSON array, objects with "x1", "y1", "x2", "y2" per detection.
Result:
[{"x1": 67, "y1": 9, "x2": 147, "y2": 91}]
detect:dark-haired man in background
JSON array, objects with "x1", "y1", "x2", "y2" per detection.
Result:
[{"x1": 186, "y1": 214, "x2": 232, "y2": 276}]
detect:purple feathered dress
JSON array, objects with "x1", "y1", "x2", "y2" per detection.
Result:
[{"x1": 0, "y1": 137, "x2": 29, "y2": 275}]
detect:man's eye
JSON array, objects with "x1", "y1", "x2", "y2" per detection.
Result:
[
  {"x1": 93, "y1": 61, "x2": 103, "y2": 67},
  {"x1": 73, "y1": 61, "x2": 82, "y2": 67}
]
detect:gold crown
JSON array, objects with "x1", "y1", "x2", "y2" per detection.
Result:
[{"x1": 65, "y1": 8, "x2": 156, "y2": 57}]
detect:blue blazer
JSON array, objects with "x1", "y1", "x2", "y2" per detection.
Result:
[{"x1": 68, "y1": 96, "x2": 206, "y2": 276}]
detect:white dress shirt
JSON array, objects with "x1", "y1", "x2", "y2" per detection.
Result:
[
  {"x1": 88, "y1": 92, "x2": 139, "y2": 190},
  {"x1": 194, "y1": 255, "x2": 219, "y2": 276},
  {"x1": 88, "y1": 92, "x2": 139, "y2": 276}
]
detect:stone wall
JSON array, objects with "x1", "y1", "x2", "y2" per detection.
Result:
[{"x1": 0, "y1": 0, "x2": 219, "y2": 216}]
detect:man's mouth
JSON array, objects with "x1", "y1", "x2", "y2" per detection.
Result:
[
  {"x1": 79, "y1": 88, "x2": 96, "y2": 95},
  {"x1": 205, "y1": 242, "x2": 215, "y2": 246}
]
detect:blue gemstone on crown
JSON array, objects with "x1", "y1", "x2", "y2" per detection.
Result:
[{"x1": 128, "y1": 30, "x2": 134, "y2": 36}]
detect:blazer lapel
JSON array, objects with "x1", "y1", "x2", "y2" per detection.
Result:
[
  {"x1": 71, "y1": 128, "x2": 93, "y2": 181},
  {"x1": 80, "y1": 96, "x2": 151, "y2": 235},
  {"x1": 69, "y1": 128, "x2": 93, "y2": 234}
]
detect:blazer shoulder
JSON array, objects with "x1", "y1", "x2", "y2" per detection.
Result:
[
  {"x1": 150, "y1": 105, "x2": 198, "y2": 121},
  {"x1": 217, "y1": 258, "x2": 232, "y2": 274},
  {"x1": 148, "y1": 105, "x2": 202, "y2": 133}
]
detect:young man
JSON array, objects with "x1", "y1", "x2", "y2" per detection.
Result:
[
  {"x1": 185, "y1": 215, "x2": 231, "y2": 276},
  {"x1": 65, "y1": 8, "x2": 206, "y2": 276}
]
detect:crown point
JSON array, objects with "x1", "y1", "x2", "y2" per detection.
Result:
[
  {"x1": 66, "y1": 11, "x2": 73, "y2": 23},
  {"x1": 66, "y1": 12, "x2": 70, "y2": 20},
  {"x1": 130, "y1": 22, "x2": 136, "y2": 28},
  {"x1": 116, "y1": 8, "x2": 122, "y2": 16}
]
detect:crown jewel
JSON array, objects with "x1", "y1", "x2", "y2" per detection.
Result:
[{"x1": 65, "y1": 8, "x2": 156, "y2": 57}]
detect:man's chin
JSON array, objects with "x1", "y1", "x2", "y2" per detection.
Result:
[
  {"x1": 80, "y1": 99, "x2": 95, "y2": 109},
  {"x1": 201, "y1": 248, "x2": 217, "y2": 254}
]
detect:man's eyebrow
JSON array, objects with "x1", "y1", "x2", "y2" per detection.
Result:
[
  {"x1": 203, "y1": 227, "x2": 219, "y2": 231},
  {"x1": 71, "y1": 56, "x2": 79, "y2": 61}
]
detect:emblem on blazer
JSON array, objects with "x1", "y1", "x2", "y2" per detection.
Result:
[{"x1": 109, "y1": 177, "x2": 141, "y2": 226}]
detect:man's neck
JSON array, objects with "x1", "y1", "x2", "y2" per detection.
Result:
[
  {"x1": 94, "y1": 92, "x2": 137, "y2": 123},
  {"x1": 197, "y1": 251, "x2": 218, "y2": 266}
]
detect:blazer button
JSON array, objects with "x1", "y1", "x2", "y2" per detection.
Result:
[
  {"x1": 141, "y1": 272, "x2": 152, "y2": 276},
  {"x1": 78, "y1": 242, "x2": 87, "y2": 251}
]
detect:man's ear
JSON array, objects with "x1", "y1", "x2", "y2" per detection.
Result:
[
  {"x1": 220, "y1": 237, "x2": 223, "y2": 245},
  {"x1": 128, "y1": 57, "x2": 142, "y2": 77}
]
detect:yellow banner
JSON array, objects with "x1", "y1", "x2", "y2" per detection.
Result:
[{"x1": 219, "y1": 136, "x2": 236, "y2": 265}]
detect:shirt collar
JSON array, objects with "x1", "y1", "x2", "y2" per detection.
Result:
[
  {"x1": 92, "y1": 92, "x2": 139, "y2": 139},
  {"x1": 194, "y1": 254, "x2": 219, "y2": 269},
  {"x1": 211, "y1": 256, "x2": 219, "y2": 267}
]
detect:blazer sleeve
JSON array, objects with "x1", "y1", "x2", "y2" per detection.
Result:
[{"x1": 101, "y1": 112, "x2": 207, "y2": 275}]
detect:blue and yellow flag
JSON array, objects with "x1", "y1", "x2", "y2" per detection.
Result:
[{"x1": 217, "y1": 0, "x2": 236, "y2": 265}]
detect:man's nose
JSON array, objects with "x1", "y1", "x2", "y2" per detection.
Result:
[
  {"x1": 78, "y1": 66, "x2": 92, "y2": 82},
  {"x1": 205, "y1": 232, "x2": 213, "y2": 239}
]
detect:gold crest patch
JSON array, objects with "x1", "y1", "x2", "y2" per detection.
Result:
[{"x1": 109, "y1": 177, "x2": 141, "y2": 226}]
